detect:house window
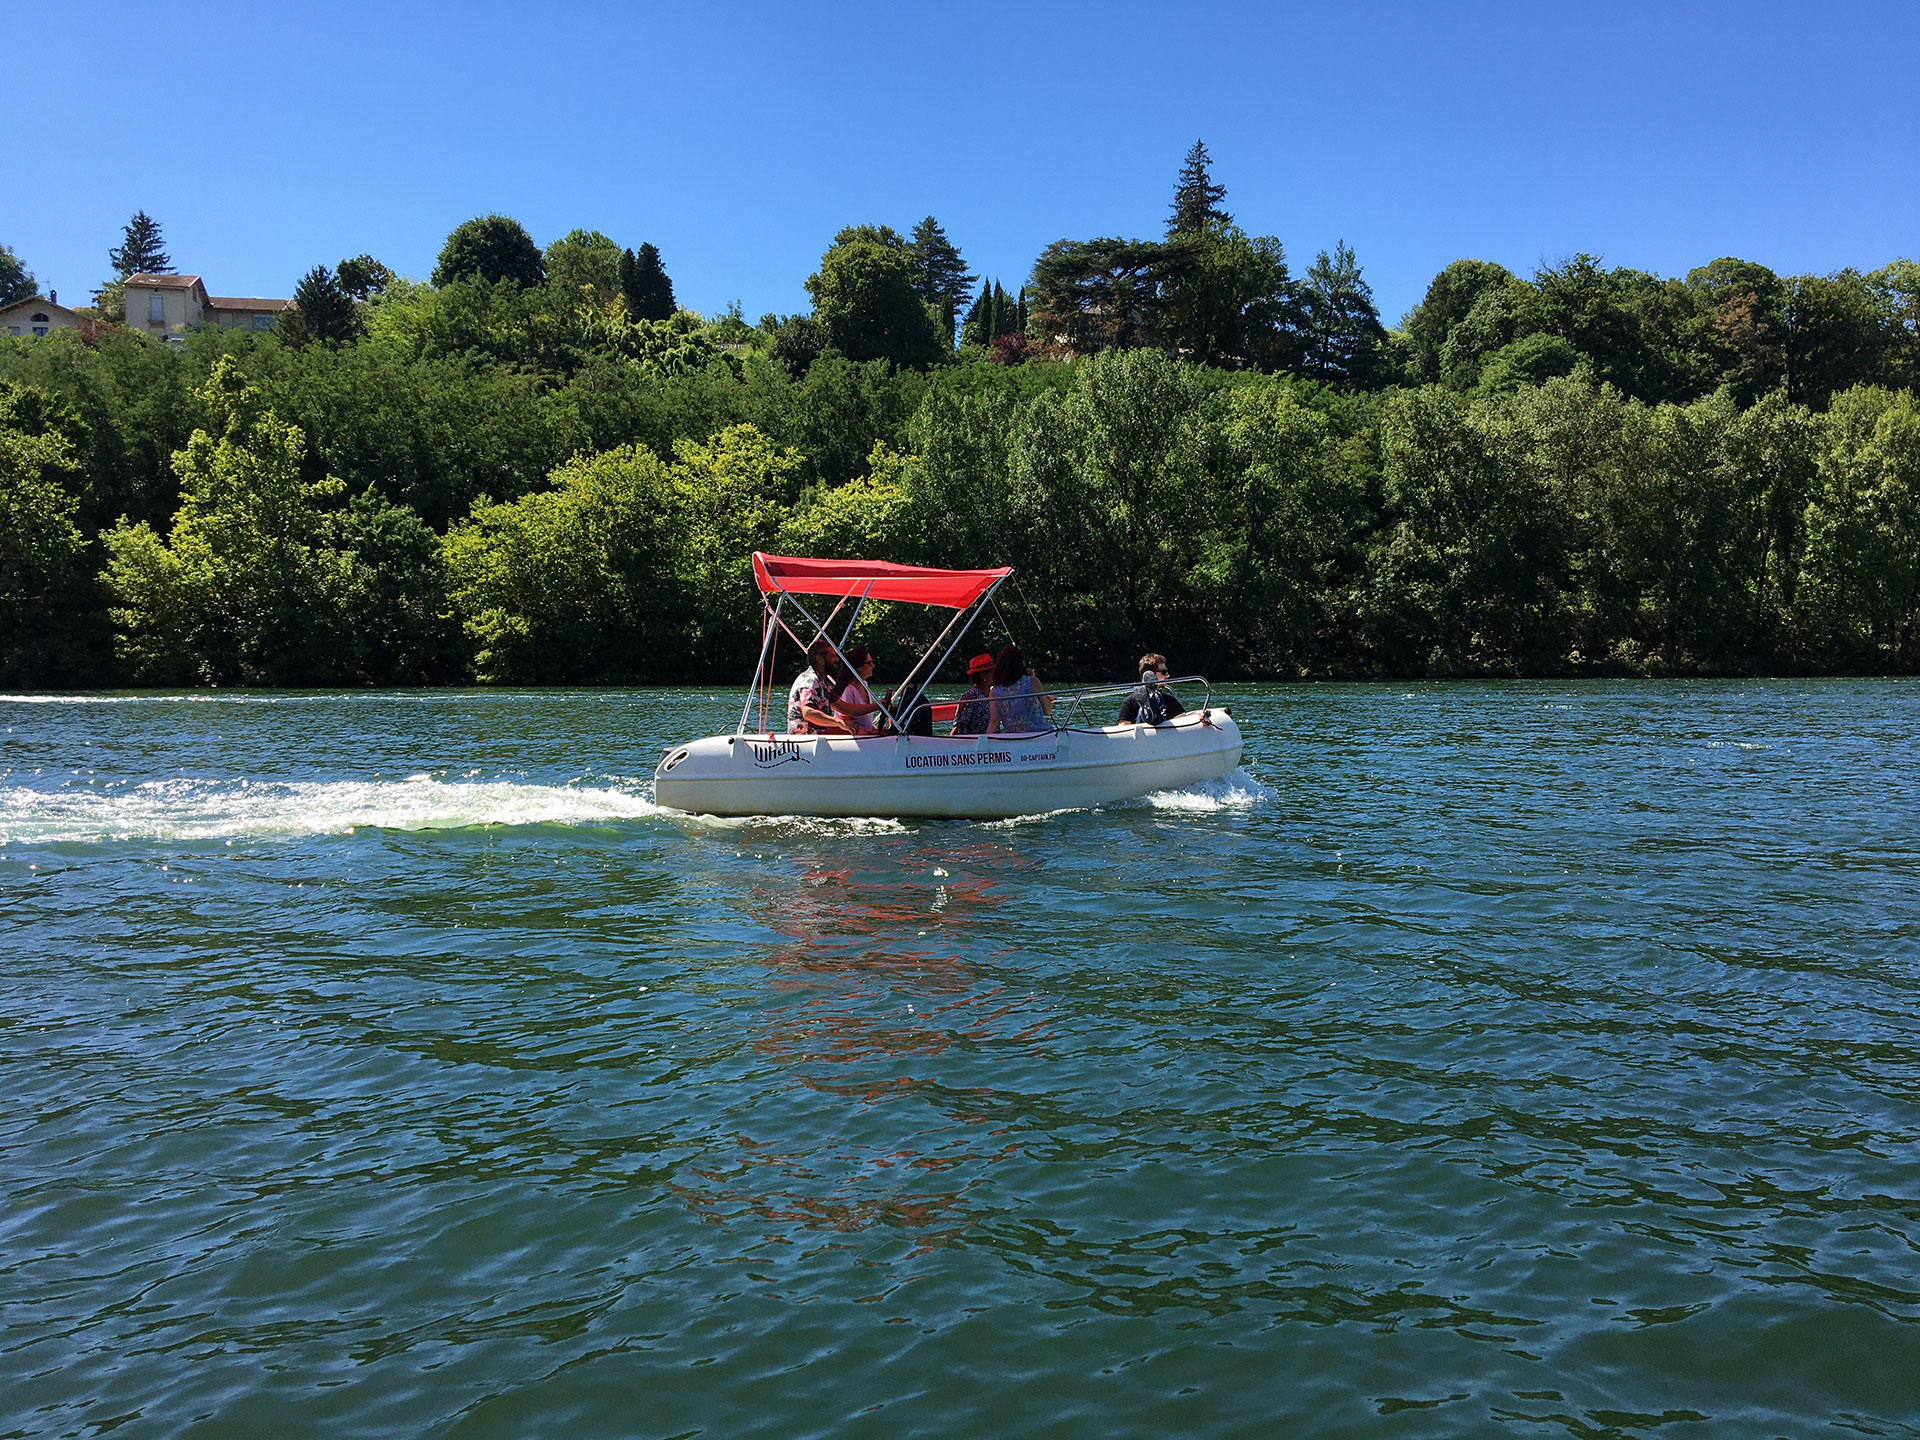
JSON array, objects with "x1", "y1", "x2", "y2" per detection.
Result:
[
  {"x1": 8, "y1": 325, "x2": 20, "y2": 336},
  {"x1": 253, "y1": 314, "x2": 274, "y2": 332},
  {"x1": 31, "y1": 313, "x2": 48, "y2": 323},
  {"x1": 33, "y1": 327, "x2": 48, "y2": 337},
  {"x1": 149, "y1": 292, "x2": 165, "y2": 324}
]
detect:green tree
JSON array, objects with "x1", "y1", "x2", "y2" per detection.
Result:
[
  {"x1": 618, "y1": 242, "x2": 676, "y2": 321},
  {"x1": 1196, "y1": 379, "x2": 1362, "y2": 671},
  {"x1": 1296, "y1": 243, "x2": 1387, "y2": 388},
  {"x1": 432, "y1": 214, "x2": 545, "y2": 288},
  {"x1": 1436, "y1": 276, "x2": 1535, "y2": 389},
  {"x1": 1598, "y1": 390, "x2": 1762, "y2": 663},
  {"x1": 1784, "y1": 270, "x2": 1894, "y2": 409},
  {"x1": 287, "y1": 265, "x2": 362, "y2": 346},
  {"x1": 103, "y1": 358, "x2": 342, "y2": 683},
  {"x1": 805, "y1": 225, "x2": 943, "y2": 369},
  {"x1": 108, "y1": 211, "x2": 172, "y2": 278},
  {"x1": 0, "y1": 244, "x2": 35, "y2": 305},
  {"x1": 963, "y1": 280, "x2": 1026, "y2": 348},
  {"x1": 1362, "y1": 384, "x2": 1576, "y2": 672},
  {"x1": 545, "y1": 229, "x2": 622, "y2": 308},
  {"x1": 1159, "y1": 224, "x2": 1294, "y2": 370},
  {"x1": 0, "y1": 321, "x2": 196, "y2": 531},
  {"x1": 1167, "y1": 140, "x2": 1232, "y2": 237},
  {"x1": 671, "y1": 426, "x2": 794, "y2": 671},
  {"x1": 1472, "y1": 332, "x2": 1583, "y2": 394},
  {"x1": 336, "y1": 254, "x2": 396, "y2": 300},
  {"x1": 444, "y1": 425, "x2": 793, "y2": 682},
  {"x1": 0, "y1": 380, "x2": 99, "y2": 683},
  {"x1": 1006, "y1": 348, "x2": 1219, "y2": 665},
  {"x1": 1027, "y1": 238, "x2": 1168, "y2": 355},
  {"x1": 765, "y1": 312, "x2": 827, "y2": 376},
  {"x1": 1684, "y1": 257, "x2": 1787, "y2": 403},
  {"x1": 1796, "y1": 386, "x2": 1920, "y2": 663},
  {"x1": 907, "y1": 216, "x2": 977, "y2": 344},
  {"x1": 789, "y1": 351, "x2": 924, "y2": 486},
  {"x1": 1530, "y1": 255, "x2": 1692, "y2": 402},
  {"x1": 1866, "y1": 259, "x2": 1920, "y2": 392},
  {"x1": 101, "y1": 357, "x2": 448, "y2": 685},
  {"x1": 1403, "y1": 260, "x2": 1516, "y2": 384}
]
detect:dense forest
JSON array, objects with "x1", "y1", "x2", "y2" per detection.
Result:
[{"x1": 3, "y1": 143, "x2": 1918, "y2": 689}]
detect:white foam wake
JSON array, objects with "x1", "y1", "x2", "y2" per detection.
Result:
[
  {"x1": 0, "y1": 776, "x2": 667, "y2": 844},
  {"x1": 1139, "y1": 767, "x2": 1273, "y2": 812}
]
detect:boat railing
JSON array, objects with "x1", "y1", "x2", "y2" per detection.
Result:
[
  {"x1": 911, "y1": 676, "x2": 1215, "y2": 730},
  {"x1": 733, "y1": 676, "x2": 1217, "y2": 740},
  {"x1": 1038, "y1": 674, "x2": 1213, "y2": 732}
]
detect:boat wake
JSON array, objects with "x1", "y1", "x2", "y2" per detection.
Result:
[
  {"x1": 975, "y1": 767, "x2": 1272, "y2": 827},
  {"x1": 1138, "y1": 767, "x2": 1272, "y2": 811},
  {"x1": 0, "y1": 775, "x2": 668, "y2": 845}
]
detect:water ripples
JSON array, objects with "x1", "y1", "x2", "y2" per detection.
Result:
[{"x1": 3, "y1": 682, "x2": 1919, "y2": 1437}]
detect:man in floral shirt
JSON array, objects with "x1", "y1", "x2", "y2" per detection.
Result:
[{"x1": 787, "y1": 639, "x2": 848, "y2": 734}]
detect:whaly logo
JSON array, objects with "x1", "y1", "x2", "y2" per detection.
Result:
[{"x1": 747, "y1": 739, "x2": 810, "y2": 769}]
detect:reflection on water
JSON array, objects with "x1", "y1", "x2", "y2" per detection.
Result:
[
  {"x1": 680, "y1": 843, "x2": 1044, "y2": 1252},
  {"x1": 3, "y1": 682, "x2": 1919, "y2": 1438}
]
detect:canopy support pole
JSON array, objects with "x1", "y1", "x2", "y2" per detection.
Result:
[
  {"x1": 772, "y1": 586, "x2": 918, "y2": 734},
  {"x1": 738, "y1": 593, "x2": 784, "y2": 735},
  {"x1": 891, "y1": 574, "x2": 1009, "y2": 724},
  {"x1": 838, "y1": 580, "x2": 876, "y2": 650}
]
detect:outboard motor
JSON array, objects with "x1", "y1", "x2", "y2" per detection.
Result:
[{"x1": 1137, "y1": 671, "x2": 1172, "y2": 726}]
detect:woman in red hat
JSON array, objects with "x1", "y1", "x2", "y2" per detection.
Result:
[{"x1": 950, "y1": 653, "x2": 995, "y2": 735}]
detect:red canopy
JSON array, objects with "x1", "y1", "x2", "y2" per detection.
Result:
[{"x1": 752, "y1": 553, "x2": 1011, "y2": 610}]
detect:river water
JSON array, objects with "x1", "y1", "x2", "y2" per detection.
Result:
[{"x1": 3, "y1": 682, "x2": 1917, "y2": 1438}]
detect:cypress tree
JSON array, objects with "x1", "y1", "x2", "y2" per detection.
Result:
[
  {"x1": 961, "y1": 283, "x2": 990, "y2": 347},
  {"x1": 620, "y1": 243, "x2": 676, "y2": 321}
]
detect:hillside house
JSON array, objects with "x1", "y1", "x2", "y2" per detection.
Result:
[
  {"x1": 124, "y1": 273, "x2": 291, "y2": 341},
  {"x1": 0, "y1": 294, "x2": 86, "y2": 338}
]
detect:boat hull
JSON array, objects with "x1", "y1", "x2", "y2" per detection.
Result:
[{"x1": 653, "y1": 711, "x2": 1243, "y2": 819}]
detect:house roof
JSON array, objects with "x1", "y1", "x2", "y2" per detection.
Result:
[
  {"x1": 206, "y1": 296, "x2": 293, "y2": 311},
  {"x1": 125, "y1": 272, "x2": 204, "y2": 289},
  {"x1": 0, "y1": 296, "x2": 86, "y2": 324}
]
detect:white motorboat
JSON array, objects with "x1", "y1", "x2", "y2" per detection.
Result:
[{"x1": 652, "y1": 553, "x2": 1243, "y2": 820}]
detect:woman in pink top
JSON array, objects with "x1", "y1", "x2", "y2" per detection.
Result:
[{"x1": 832, "y1": 648, "x2": 884, "y2": 735}]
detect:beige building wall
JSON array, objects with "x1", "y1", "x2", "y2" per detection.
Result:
[
  {"x1": 0, "y1": 298, "x2": 85, "y2": 337},
  {"x1": 125, "y1": 280, "x2": 205, "y2": 338},
  {"x1": 209, "y1": 304, "x2": 286, "y2": 332}
]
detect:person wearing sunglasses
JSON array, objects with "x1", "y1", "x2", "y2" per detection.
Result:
[
  {"x1": 949, "y1": 653, "x2": 996, "y2": 735},
  {"x1": 1118, "y1": 652, "x2": 1185, "y2": 725}
]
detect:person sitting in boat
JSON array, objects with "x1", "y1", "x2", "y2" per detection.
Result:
[
  {"x1": 950, "y1": 653, "x2": 996, "y2": 735},
  {"x1": 787, "y1": 640, "x2": 849, "y2": 735},
  {"x1": 988, "y1": 645, "x2": 1052, "y2": 734},
  {"x1": 832, "y1": 647, "x2": 883, "y2": 735},
  {"x1": 1118, "y1": 652, "x2": 1186, "y2": 725}
]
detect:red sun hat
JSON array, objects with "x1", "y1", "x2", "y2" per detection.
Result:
[{"x1": 967, "y1": 653, "x2": 995, "y2": 675}]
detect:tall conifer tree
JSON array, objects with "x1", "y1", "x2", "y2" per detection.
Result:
[
  {"x1": 109, "y1": 211, "x2": 172, "y2": 277},
  {"x1": 619, "y1": 243, "x2": 677, "y2": 321},
  {"x1": 1167, "y1": 141, "x2": 1231, "y2": 237},
  {"x1": 907, "y1": 216, "x2": 977, "y2": 343}
]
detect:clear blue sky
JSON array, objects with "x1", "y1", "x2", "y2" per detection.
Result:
[{"x1": 8, "y1": 0, "x2": 1916, "y2": 324}]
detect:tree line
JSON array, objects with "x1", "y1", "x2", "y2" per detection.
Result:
[{"x1": 2, "y1": 145, "x2": 1917, "y2": 689}]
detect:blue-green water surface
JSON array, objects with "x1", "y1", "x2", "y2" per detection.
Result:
[{"x1": 3, "y1": 682, "x2": 1918, "y2": 1438}]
